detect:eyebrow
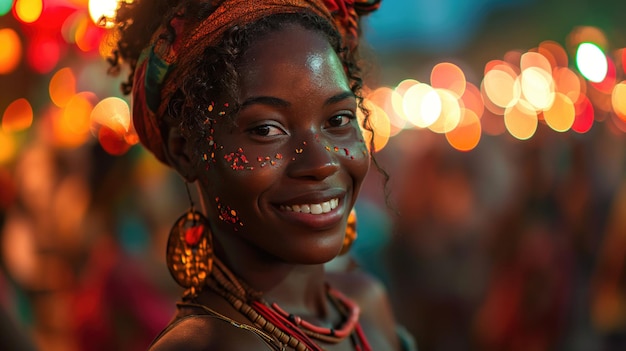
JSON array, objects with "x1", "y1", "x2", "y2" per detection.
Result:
[{"x1": 241, "y1": 91, "x2": 356, "y2": 109}]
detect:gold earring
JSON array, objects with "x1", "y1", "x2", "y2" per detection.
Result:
[
  {"x1": 166, "y1": 182, "x2": 213, "y2": 298},
  {"x1": 339, "y1": 208, "x2": 358, "y2": 255}
]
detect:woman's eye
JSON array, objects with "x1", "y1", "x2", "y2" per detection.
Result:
[
  {"x1": 326, "y1": 114, "x2": 353, "y2": 128},
  {"x1": 250, "y1": 124, "x2": 285, "y2": 137}
]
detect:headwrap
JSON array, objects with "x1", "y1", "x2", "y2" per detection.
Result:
[{"x1": 132, "y1": 0, "x2": 381, "y2": 164}]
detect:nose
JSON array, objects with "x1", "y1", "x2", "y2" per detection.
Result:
[{"x1": 287, "y1": 134, "x2": 340, "y2": 181}]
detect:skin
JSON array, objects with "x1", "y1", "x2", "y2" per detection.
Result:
[{"x1": 157, "y1": 23, "x2": 400, "y2": 351}]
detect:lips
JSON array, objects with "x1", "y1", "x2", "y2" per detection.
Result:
[{"x1": 279, "y1": 198, "x2": 339, "y2": 215}]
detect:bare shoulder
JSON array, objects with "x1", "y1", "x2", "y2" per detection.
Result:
[
  {"x1": 326, "y1": 270, "x2": 388, "y2": 307},
  {"x1": 148, "y1": 312, "x2": 277, "y2": 351},
  {"x1": 327, "y1": 270, "x2": 403, "y2": 351}
]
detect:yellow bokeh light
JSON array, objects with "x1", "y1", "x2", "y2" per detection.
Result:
[
  {"x1": 391, "y1": 79, "x2": 419, "y2": 124},
  {"x1": 504, "y1": 100, "x2": 538, "y2": 140},
  {"x1": 49, "y1": 68, "x2": 77, "y2": 108},
  {"x1": 15, "y1": 0, "x2": 43, "y2": 23},
  {"x1": 521, "y1": 67, "x2": 555, "y2": 111},
  {"x1": 612, "y1": 81, "x2": 626, "y2": 121},
  {"x1": 430, "y1": 62, "x2": 466, "y2": 98},
  {"x1": 2, "y1": 98, "x2": 33, "y2": 132},
  {"x1": 445, "y1": 109, "x2": 481, "y2": 152},
  {"x1": 482, "y1": 68, "x2": 520, "y2": 108},
  {"x1": 403, "y1": 83, "x2": 440, "y2": 128},
  {"x1": 0, "y1": 28, "x2": 22, "y2": 74},
  {"x1": 88, "y1": 0, "x2": 120, "y2": 28},
  {"x1": 428, "y1": 89, "x2": 461, "y2": 134},
  {"x1": 544, "y1": 93, "x2": 575, "y2": 132}
]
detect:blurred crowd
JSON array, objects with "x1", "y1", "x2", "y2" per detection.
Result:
[{"x1": 2, "y1": 111, "x2": 626, "y2": 351}]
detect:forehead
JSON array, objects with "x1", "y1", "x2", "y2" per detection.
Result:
[{"x1": 237, "y1": 24, "x2": 350, "y2": 97}]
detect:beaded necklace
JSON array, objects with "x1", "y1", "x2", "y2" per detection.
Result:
[{"x1": 190, "y1": 258, "x2": 372, "y2": 351}]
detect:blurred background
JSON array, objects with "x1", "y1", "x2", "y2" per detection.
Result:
[{"x1": 1, "y1": 0, "x2": 626, "y2": 350}]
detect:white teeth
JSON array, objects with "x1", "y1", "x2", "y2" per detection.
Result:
[{"x1": 281, "y1": 198, "x2": 339, "y2": 215}]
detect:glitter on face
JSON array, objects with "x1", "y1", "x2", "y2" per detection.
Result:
[
  {"x1": 224, "y1": 147, "x2": 249, "y2": 171},
  {"x1": 215, "y1": 197, "x2": 243, "y2": 231}
]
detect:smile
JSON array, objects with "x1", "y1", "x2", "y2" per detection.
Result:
[{"x1": 279, "y1": 198, "x2": 339, "y2": 215}]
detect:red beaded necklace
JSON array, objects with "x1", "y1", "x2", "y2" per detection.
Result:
[{"x1": 203, "y1": 259, "x2": 372, "y2": 351}]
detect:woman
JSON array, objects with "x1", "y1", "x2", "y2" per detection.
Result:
[{"x1": 109, "y1": 0, "x2": 411, "y2": 350}]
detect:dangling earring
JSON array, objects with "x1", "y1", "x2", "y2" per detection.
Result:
[
  {"x1": 339, "y1": 208, "x2": 358, "y2": 255},
  {"x1": 166, "y1": 181, "x2": 213, "y2": 298}
]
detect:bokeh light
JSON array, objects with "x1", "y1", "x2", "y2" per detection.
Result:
[
  {"x1": 428, "y1": 89, "x2": 461, "y2": 134},
  {"x1": 0, "y1": 0, "x2": 13, "y2": 17},
  {"x1": 504, "y1": 100, "x2": 538, "y2": 140},
  {"x1": 54, "y1": 92, "x2": 95, "y2": 148},
  {"x1": 0, "y1": 129, "x2": 16, "y2": 164},
  {"x1": 403, "y1": 83, "x2": 440, "y2": 128},
  {"x1": 14, "y1": 0, "x2": 42, "y2": 23},
  {"x1": 572, "y1": 94, "x2": 594, "y2": 134},
  {"x1": 49, "y1": 68, "x2": 77, "y2": 107},
  {"x1": 612, "y1": 81, "x2": 626, "y2": 122},
  {"x1": 445, "y1": 109, "x2": 481, "y2": 151},
  {"x1": 543, "y1": 92, "x2": 575, "y2": 132},
  {"x1": 27, "y1": 37, "x2": 61, "y2": 74},
  {"x1": 577, "y1": 43, "x2": 608, "y2": 83},
  {"x1": 88, "y1": 0, "x2": 119, "y2": 28},
  {"x1": 2, "y1": 98, "x2": 33, "y2": 132},
  {"x1": 482, "y1": 68, "x2": 520, "y2": 108},
  {"x1": 0, "y1": 28, "x2": 22, "y2": 74},
  {"x1": 430, "y1": 62, "x2": 466, "y2": 98}
]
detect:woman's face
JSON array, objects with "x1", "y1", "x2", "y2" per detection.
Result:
[{"x1": 194, "y1": 23, "x2": 370, "y2": 264}]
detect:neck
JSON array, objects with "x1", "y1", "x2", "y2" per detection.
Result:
[{"x1": 213, "y1": 235, "x2": 330, "y2": 317}]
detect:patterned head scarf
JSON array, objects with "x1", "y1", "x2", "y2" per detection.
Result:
[{"x1": 132, "y1": 0, "x2": 381, "y2": 164}]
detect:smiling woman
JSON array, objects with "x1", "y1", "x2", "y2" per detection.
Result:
[{"x1": 107, "y1": 0, "x2": 412, "y2": 350}]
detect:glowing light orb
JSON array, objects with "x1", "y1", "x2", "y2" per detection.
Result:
[
  {"x1": 482, "y1": 68, "x2": 520, "y2": 108},
  {"x1": 0, "y1": 0, "x2": 13, "y2": 16},
  {"x1": 430, "y1": 62, "x2": 466, "y2": 98},
  {"x1": 0, "y1": 28, "x2": 21, "y2": 74},
  {"x1": 543, "y1": 93, "x2": 575, "y2": 132},
  {"x1": 14, "y1": 0, "x2": 42, "y2": 23},
  {"x1": 428, "y1": 89, "x2": 461, "y2": 134},
  {"x1": 403, "y1": 83, "x2": 441, "y2": 128},
  {"x1": 445, "y1": 109, "x2": 481, "y2": 152},
  {"x1": 49, "y1": 68, "x2": 77, "y2": 107},
  {"x1": 521, "y1": 67, "x2": 555, "y2": 111},
  {"x1": 2, "y1": 98, "x2": 33, "y2": 132},
  {"x1": 612, "y1": 81, "x2": 626, "y2": 121},
  {"x1": 504, "y1": 101, "x2": 538, "y2": 140},
  {"x1": 88, "y1": 0, "x2": 119, "y2": 28},
  {"x1": 576, "y1": 43, "x2": 608, "y2": 83}
]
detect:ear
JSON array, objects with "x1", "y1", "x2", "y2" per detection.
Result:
[{"x1": 163, "y1": 125, "x2": 198, "y2": 182}]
